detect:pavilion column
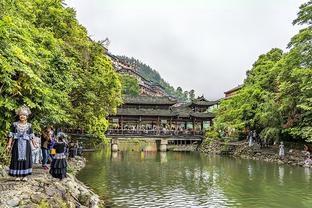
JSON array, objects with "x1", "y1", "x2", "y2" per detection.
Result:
[
  {"x1": 169, "y1": 118, "x2": 172, "y2": 134},
  {"x1": 157, "y1": 116, "x2": 160, "y2": 135},
  {"x1": 138, "y1": 116, "x2": 141, "y2": 134},
  {"x1": 121, "y1": 116, "x2": 124, "y2": 134},
  {"x1": 184, "y1": 121, "x2": 187, "y2": 130},
  {"x1": 192, "y1": 118, "x2": 195, "y2": 136},
  {"x1": 201, "y1": 121, "x2": 204, "y2": 131}
]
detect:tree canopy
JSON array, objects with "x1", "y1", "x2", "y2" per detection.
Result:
[
  {"x1": 0, "y1": 0, "x2": 122, "y2": 160},
  {"x1": 119, "y1": 74, "x2": 140, "y2": 96},
  {"x1": 210, "y1": 0, "x2": 312, "y2": 142}
]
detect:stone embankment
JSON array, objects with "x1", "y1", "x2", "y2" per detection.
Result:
[
  {"x1": 0, "y1": 157, "x2": 104, "y2": 208},
  {"x1": 200, "y1": 140, "x2": 312, "y2": 168},
  {"x1": 168, "y1": 144, "x2": 197, "y2": 152}
]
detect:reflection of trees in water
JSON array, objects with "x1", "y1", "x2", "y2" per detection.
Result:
[
  {"x1": 78, "y1": 150, "x2": 312, "y2": 208},
  {"x1": 217, "y1": 159, "x2": 312, "y2": 208}
]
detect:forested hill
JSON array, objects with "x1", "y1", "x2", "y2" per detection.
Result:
[{"x1": 117, "y1": 56, "x2": 195, "y2": 101}]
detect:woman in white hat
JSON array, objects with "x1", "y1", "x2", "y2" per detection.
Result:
[{"x1": 6, "y1": 105, "x2": 36, "y2": 181}]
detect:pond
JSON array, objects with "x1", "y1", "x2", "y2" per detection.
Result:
[{"x1": 77, "y1": 150, "x2": 312, "y2": 208}]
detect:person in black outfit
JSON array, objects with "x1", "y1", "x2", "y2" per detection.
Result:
[
  {"x1": 6, "y1": 105, "x2": 36, "y2": 181},
  {"x1": 49, "y1": 133, "x2": 67, "y2": 180},
  {"x1": 68, "y1": 140, "x2": 77, "y2": 158}
]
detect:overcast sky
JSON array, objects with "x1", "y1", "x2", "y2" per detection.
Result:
[{"x1": 65, "y1": 0, "x2": 306, "y2": 100}]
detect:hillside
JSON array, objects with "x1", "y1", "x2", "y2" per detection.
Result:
[{"x1": 117, "y1": 56, "x2": 195, "y2": 101}]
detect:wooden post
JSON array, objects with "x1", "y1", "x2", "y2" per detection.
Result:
[
  {"x1": 138, "y1": 116, "x2": 141, "y2": 134},
  {"x1": 121, "y1": 116, "x2": 124, "y2": 134},
  {"x1": 192, "y1": 118, "x2": 195, "y2": 136},
  {"x1": 157, "y1": 116, "x2": 160, "y2": 135}
]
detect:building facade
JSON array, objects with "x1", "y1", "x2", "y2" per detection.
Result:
[
  {"x1": 106, "y1": 51, "x2": 167, "y2": 97},
  {"x1": 107, "y1": 96, "x2": 216, "y2": 137}
]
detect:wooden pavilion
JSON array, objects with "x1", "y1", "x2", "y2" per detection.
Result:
[{"x1": 107, "y1": 96, "x2": 217, "y2": 137}]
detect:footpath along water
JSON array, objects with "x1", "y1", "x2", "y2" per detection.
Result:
[{"x1": 78, "y1": 150, "x2": 312, "y2": 208}]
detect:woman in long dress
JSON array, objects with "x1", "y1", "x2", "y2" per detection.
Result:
[
  {"x1": 6, "y1": 105, "x2": 36, "y2": 181},
  {"x1": 49, "y1": 133, "x2": 67, "y2": 180}
]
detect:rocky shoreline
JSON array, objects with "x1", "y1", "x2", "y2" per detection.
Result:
[
  {"x1": 0, "y1": 156, "x2": 104, "y2": 208},
  {"x1": 199, "y1": 140, "x2": 312, "y2": 168}
]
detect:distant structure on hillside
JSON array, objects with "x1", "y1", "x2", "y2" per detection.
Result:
[
  {"x1": 106, "y1": 50, "x2": 167, "y2": 97},
  {"x1": 224, "y1": 85, "x2": 243, "y2": 98}
]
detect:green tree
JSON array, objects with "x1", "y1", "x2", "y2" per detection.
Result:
[
  {"x1": 210, "y1": 1, "x2": 312, "y2": 142},
  {"x1": 183, "y1": 91, "x2": 189, "y2": 101},
  {"x1": 119, "y1": 74, "x2": 140, "y2": 96},
  {"x1": 175, "y1": 87, "x2": 183, "y2": 99},
  {"x1": 189, "y1": 89, "x2": 195, "y2": 100},
  {"x1": 277, "y1": 0, "x2": 312, "y2": 141},
  {"x1": 0, "y1": 0, "x2": 122, "y2": 163}
]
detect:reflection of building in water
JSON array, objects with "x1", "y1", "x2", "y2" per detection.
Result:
[
  {"x1": 247, "y1": 163, "x2": 253, "y2": 179},
  {"x1": 278, "y1": 166, "x2": 284, "y2": 185},
  {"x1": 111, "y1": 151, "x2": 118, "y2": 161},
  {"x1": 160, "y1": 152, "x2": 167, "y2": 164},
  {"x1": 304, "y1": 167, "x2": 311, "y2": 182}
]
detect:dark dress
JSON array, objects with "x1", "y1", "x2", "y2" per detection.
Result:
[
  {"x1": 49, "y1": 142, "x2": 67, "y2": 179},
  {"x1": 9, "y1": 122, "x2": 34, "y2": 177}
]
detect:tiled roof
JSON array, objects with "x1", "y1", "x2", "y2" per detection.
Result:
[
  {"x1": 224, "y1": 85, "x2": 243, "y2": 94},
  {"x1": 123, "y1": 96, "x2": 177, "y2": 105},
  {"x1": 114, "y1": 108, "x2": 176, "y2": 117}
]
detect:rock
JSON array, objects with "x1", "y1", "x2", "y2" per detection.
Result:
[
  {"x1": 45, "y1": 186, "x2": 62, "y2": 197},
  {"x1": 65, "y1": 181, "x2": 80, "y2": 198},
  {"x1": 30, "y1": 193, "x2": 46, "y2": 204},
  {"x1": 90, "y1": 195, "x2": 100, "y2": 208},
  {"x1": 6, "y1": 197, "x2": 20, "y2": 207},
  {"x1": 278, "y1": 160, "x2": 284, "y2": 164},
  {"x1": 79, "y1": 192, "x2": 91, "y2": 206},
  {"x1": 20, "y1": 203, "x2": 40, "y2": 208},
  {"x1": 67, "y1": 201, "x2": 76, "y2": 208}
]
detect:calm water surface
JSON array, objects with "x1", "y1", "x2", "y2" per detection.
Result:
[{"x1": 77, "y1": 150, "x2": 312, "y2": 208}]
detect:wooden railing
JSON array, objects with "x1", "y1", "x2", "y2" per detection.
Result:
[{"x1": 106, "y1": 129, "x2": 204, "y2": 136}]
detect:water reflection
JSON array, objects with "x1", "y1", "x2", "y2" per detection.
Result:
[
  {"x1": 304, "y1": 167, "x2": 310, "y2": 182},
  {"x1": 78, "y1": 150, "x2": 312, "y2": 208},
  {"x1": 160, "y1": 152, "x2": 167, "y2": 163},
  {"x1": 111, "y1": 151, "x2": 118, "y2": 160},
  {"x1": 278, "y1": 166, "x2": 284, "y2": 185}
]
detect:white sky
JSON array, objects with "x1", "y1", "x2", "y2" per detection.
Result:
[{"x1": 65, "y1": 0, "x2": 306, "y2": 100}]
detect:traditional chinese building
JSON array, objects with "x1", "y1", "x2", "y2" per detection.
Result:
[
  {"x1": 224, "y1": 85, "x2": 243, "y2": 98},
  {"x1": 106, "y1": 51, "x2": 167, "y2": 97},
  {"x1": 107, "y1": 96, "x2": 216, "y2": 137}
]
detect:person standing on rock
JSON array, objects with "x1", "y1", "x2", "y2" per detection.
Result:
[
  {"x1": 49, "y1": 132, "x2": 67, "y2": 180},
  {"x1": 31, "y1": 133, "x2": 41, "y2": 164},
  {"x1": 279, "y1": 141, "x2": 285, "y2": 159},
  {"x1": 6, "y1": 105, "x2": 36, "y2": 181},
  {"x1": 248, "y1": 130, "x2": 253, "y2": 147},
  {"x1": 41, "y1": 126, "x2": 52, "y2": 170}
]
